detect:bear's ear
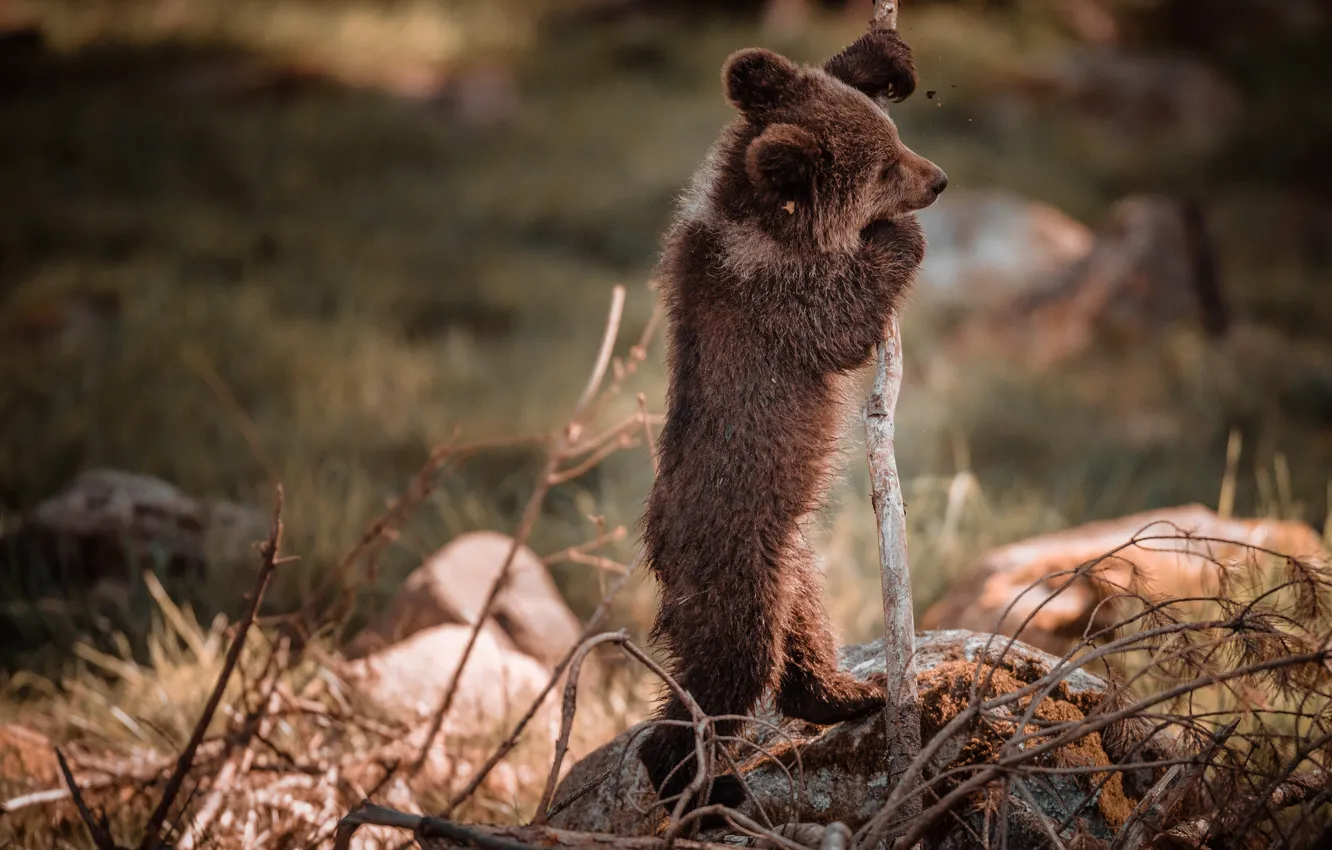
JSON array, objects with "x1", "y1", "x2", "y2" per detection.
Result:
[
  {"x1": 823, "y1": 28, "x2": 916, "y2": 103},
  {"x1": 723, "y1": 48, "x2": 800, "y2": 114},
  {"x1": 745, "y1": 123, "x2": 822, "y2": 199}
]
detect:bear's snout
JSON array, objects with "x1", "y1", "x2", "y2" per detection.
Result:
[
  {"x1": 931, "y1": 168, "x2": 949, "y2": 197},
  {"x1": 897, "y1": 149, "x2": 947, "y2": 212}
]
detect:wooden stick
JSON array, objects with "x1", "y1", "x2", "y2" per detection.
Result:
[
  {"x1": 871, "y1": 0, "x2": 899, "y2": 30},
  {"x1": 858, "y1": 0, "x2": 918, "y2": 840},
  {"x1": 1108, "y1": 720, "x2": 1237, "y2": 850},
  {"x1": 862, "y1": 317, "x2": 921, "y2": 836},
  {"x1": 531, "y1": 631, "x2": 631, "y2": 824},
  {"x1": 444, "y1": 556, "x2": 642, "y2": 814},
  {"x1": 333, "y1": 804, "x2": 740, "y2": 850}
]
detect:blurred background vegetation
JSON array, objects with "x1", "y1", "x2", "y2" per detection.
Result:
[{"x1": 1, "y1": 0, "x2": 1329, "y2": 680}]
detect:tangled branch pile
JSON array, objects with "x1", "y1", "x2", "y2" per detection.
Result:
[{"x1": 341, "y1": 520, "x2": 1332, "y2": 850}]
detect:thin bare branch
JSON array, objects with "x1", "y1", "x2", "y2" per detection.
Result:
[
  {"x1": 532, "y1": 631, "x2": 632, "y2": 823},
  {"x1": 615, "y1": 641, "x2": 714, "y2": 833},
  {"x1": 414, "y1": 286, "x2": 628, "y2": 775},
  {"x1": 545, "y1": 767, "x2": 614, "y2": 824},
  {"x1": 137, "y1": 485, "x2": 285, "y2": 850},
  {"x1": 176, "y1": 672, "x2": 285, "y2": 850},
  {"x1": 0, "y1": 786, "x2": 78, "y2": 814},
  {"x1": 561, "y1": 411, "x2": 663, "y2": 467},
  {"x1": 307, "y1": 439, "x2": 457, "y2": 639},
  {"x1": 542, "y1": 527, "x2": 628, "y2": 569},
  {"x1": 337, "y1": 803, "x2": 740, "y2": 850},
  {"x1": 570, "y1": 285, "x2": 628, "y2": 429},
  {"x1": 637, "y1": 393, "x2": 660, "y2": 475},
  {"x1": 56, "y1": 748, "x2": 117, "y2": 850},
  {"x1": 550, "y1": 432, "x2": 641, "y2": 486},
  {"x1": 1012, "y1": 779, "x2": 1067, "y2": 850},
  {"x1": 441, "y1": 556, "x2": 643, "y2": 814},
  {"x1": 1111, "y1": 720, "x2": 1237, "y2": 850}
]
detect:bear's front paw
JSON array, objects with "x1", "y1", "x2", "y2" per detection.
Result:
[
  {"x1": 824, "y1": 29, "x2": 917, "y2": 103},
  {"x1": 859, "y1": 218, "x2": 898, "y2": 243},
  {"x1": 861, "y1": 216, "x2": 926, "y2": 266}
]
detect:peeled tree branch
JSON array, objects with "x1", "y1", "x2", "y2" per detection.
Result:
[
  {"x1": 861, "y1": 317, "x2": 921, "y2": 840},
  {"x1": 871, "y1": 0, "x2": 899, "y2": 30},
  {"x1": 859, "y1": 0, "x2": 919, "y2": 841}
]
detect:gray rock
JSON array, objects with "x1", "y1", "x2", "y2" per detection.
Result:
[
  {"x1": 1, "y1": 468, "x2": 268, "y2": 590},
  {"x1": 550, "y1": 631, "x2": 1146, "y2": 849}
]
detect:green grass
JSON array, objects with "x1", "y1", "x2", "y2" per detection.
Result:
[{"x1": 1, "y1": 0, "x2": 1328, "y2": 644}]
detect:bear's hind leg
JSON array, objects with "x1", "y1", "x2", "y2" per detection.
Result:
[
  {"x1": 775, "y1": 564, "x2": 887, "y2": 725},
  {"x1": 637, "y1": 575, "x2": 786, "y2": 825},
  {"x1": 637, "y1": 693, "x2": 746, "y2": 824}
]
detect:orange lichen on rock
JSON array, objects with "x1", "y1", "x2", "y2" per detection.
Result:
[
  {"x1": 918, "y1": 660, "x2": 1025, "y2": 775},
  {"x1": 914, "y1": 655, "x2": 1135, "y2": 831},
  {"x1": 1027, "y1": 697, "x2": 1134, "y2": 828}
]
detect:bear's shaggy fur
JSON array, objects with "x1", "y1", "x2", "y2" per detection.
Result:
[{"x1": 637, "y1": 27, "x2": 948, "y2": 814}]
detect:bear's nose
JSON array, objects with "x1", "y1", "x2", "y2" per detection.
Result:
[{"x1": 931, "y1": 170, "x2": 949, "y2": 196}]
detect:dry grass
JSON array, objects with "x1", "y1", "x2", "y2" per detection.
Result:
[{"x1": 0, "y1": 581, "x2": 649, "y2": 848}]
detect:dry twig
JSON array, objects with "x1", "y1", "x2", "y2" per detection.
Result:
[
  {"x1": 413, "y1": 285, "x2": 628, "y2": 774},
  {"x1": 545, "y1": 767, "x2": 615, "y2": 825},
  {"x1": 543, "y1": 526, "x2": 630, "y2": 573},
  {"x1": 1110, "y1": 720, "x2": 1236, "y2": 850},
  {"x1": 615, "y1": 641, "x2": 714, "y2": 834},
  {"x1": 335, "y1": 803, "x2": 739, "y2": 850},
  {"x1": 532, "y1": 631, "x2": 633, "y2": 823},
  {"x1": 57, "y1": 747, "x2": 118, "y2": 850},
  {"x1": 308, "y1": 439, "x2": 458, "y2": 641},
  {"x1": 137, "y1": 485, "x2": 287, "y2": 850},
  {"x1": 176, "y1": 665, "x2": 287, "y2": 850}
]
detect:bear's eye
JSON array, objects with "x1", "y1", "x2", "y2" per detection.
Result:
[{"x1": 879, "y1": 162, "x2": 897, "y2": 181}]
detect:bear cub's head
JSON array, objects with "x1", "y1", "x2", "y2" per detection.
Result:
[{"x1": 719, "y1": 31, "x2": 947, "y2": 251}]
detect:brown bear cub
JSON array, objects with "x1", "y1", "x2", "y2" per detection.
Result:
[{"x1": 638, "y1": 28, "x2": 947, "y2": 815}]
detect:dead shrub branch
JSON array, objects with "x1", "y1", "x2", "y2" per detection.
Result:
[
  {"x1": 136, "y1": 485, "x2": 287, "y2": 850},
  {"x1": 412, "y1": 285, "x2": 630, "y2": 775}
]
